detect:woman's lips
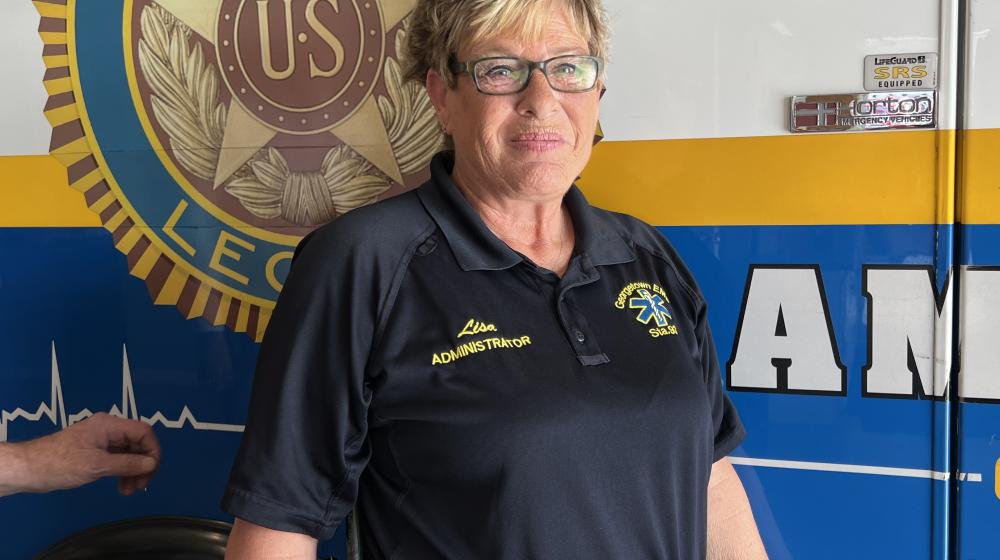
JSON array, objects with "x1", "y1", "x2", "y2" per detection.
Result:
[{"x1": 510, "y1": 132, "x2": 566, "y2": 152}]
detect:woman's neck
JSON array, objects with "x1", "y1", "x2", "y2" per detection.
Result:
[{"x1": 451, "y1": 171, "x2": 576, "y2": 276}]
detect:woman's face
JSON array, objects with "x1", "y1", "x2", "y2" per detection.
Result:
[{"x1": 430, "y1": 5, "x2": 602, "y2": 201}]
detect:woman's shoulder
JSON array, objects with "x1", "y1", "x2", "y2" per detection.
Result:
[
  {"x1": 288, "y1": 189, "x2": 437, "y2": 278},
  {"x1": 297, "y1": 190, "x2": 434, "y2": 256}
]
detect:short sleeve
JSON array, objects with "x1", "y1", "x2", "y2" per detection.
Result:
[
  {"x1": 695, "y1": 299, "x2": 746, "y2": 462},
  {"x1": 220, "y1": 228, "x2": 380, "y2": 540}
]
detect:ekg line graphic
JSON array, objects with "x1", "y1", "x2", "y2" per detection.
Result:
[{"x1": 0, "y1": 342, "x2": 245, "y2": 442}]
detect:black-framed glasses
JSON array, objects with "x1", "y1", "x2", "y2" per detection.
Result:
[{"x1": 449, "y1": 55, "x2": 603, "y2": 95}]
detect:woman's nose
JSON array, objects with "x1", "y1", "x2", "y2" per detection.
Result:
[{"x1": 516, "y1": 68, "x2": 560, "y2": 118}]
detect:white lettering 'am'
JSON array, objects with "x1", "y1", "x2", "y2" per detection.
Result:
[
  {"x1": 727, "y1": 266, "x2": 846, "y2": 394},
  {"x1": 725, "y1": 264, "x2": 1000, "y2": 402}
]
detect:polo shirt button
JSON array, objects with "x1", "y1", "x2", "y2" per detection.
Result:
[{"x1": 574, "y1": 330, "x2": 586, "y2": 343}]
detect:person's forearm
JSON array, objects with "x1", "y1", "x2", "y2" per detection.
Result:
[
  {"x1": 0, "y1": 442, "x2": 36, "y2": 497},
  {"x1": 0, "y1": 414, "x2": 159, "y2": 498},
  {"x1": 707, "y1": 458, "x2": 768, "y2": 560}
]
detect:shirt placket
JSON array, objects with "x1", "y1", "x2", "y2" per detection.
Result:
[{"x1": 556, "y1": 254, "x2": 609, "y2": 366}]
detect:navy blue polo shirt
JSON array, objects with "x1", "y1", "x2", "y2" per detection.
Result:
[{"x1": 222, "y1": 152, "x2": 745, "y2": 559}]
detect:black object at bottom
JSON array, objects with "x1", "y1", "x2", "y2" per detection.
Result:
[{"x1": 34, "y1": 516, "x2": 231, "y2": 560}]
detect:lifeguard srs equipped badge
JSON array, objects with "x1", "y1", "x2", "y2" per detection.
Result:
[{"x1": 33, "y1": 0, "x2": 442, "y2": 340}]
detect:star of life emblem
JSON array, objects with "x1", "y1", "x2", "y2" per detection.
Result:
[{"x1": 629, "y1": 288, "x2": 673, "y2": 327}]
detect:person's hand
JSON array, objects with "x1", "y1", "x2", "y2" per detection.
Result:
[{"x1": 21, "y1": 413, "x2": 161, "y2": 495}]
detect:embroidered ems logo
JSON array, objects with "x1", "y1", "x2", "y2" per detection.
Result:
[{"x1": 614, "y1": 282, "x2": 679, "y2": 338}]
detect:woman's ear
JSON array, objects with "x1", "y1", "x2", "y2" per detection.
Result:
[{"x1": 426, "y1": 69, "x2": 450, "y2": 134}]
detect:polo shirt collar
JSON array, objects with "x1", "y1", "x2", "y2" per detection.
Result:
[
  {"x1": 417, "y1": 151, "x2": 635, "y2": 272},
  {"x1": 563, "y1": 174, "x2": 636, "y2": 268}
]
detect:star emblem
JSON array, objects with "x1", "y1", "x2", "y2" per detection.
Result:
[
  {"x1": 629, "y1": 288, "x2": 673, "y2": 327},
  {"x1": 151, "y1": 0, "x2": 417, "y2": 188}
]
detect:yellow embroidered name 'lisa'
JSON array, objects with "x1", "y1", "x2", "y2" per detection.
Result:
[{"x1": 457, "y1": 318, "x2": 497, "y2": 338}]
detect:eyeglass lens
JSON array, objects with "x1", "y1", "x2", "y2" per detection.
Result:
[{"x1": 473, "y1": 56, "x2": 599, "y2": 94}]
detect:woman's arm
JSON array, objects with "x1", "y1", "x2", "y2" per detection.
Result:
[
  {"x1": 225, "y1": 518, "x2": 318, "y2": 560},
  {"x1": 707, "y1": 457, "x2": 768, "y2": 560}
]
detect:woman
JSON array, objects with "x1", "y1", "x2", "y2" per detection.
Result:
[{"x1": 222, "y1": 0, "x2": 767, "y2": 558}]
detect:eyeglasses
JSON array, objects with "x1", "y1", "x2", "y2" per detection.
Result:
[{"x1": 449, "y1": 55, "x2": 603, "y2": 95}]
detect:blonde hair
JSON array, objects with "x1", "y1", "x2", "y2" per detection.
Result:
[{"x1": 402, "y1": 0, "x2": 610, "y2": 86}]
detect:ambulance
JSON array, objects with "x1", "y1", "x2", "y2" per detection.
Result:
[{"x1": 1, "y1": 0, "x2": 997, "y2": 558}]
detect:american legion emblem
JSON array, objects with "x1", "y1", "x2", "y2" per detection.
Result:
[{"x1": 33, "y1": 0, "x2": 443, "y2": 340}]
